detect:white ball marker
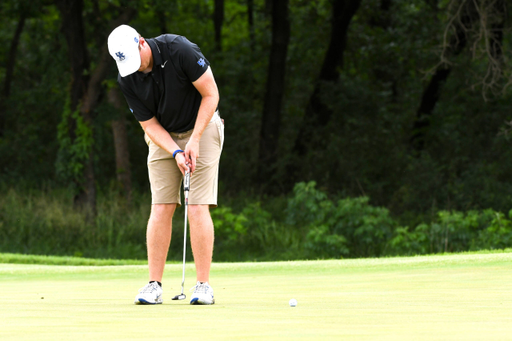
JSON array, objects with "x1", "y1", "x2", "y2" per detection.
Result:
[{"x1": 289, "y1": 298, "x2": 297, "y2": 307}]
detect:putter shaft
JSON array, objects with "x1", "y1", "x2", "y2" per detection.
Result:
[{"x1": 179, "y1": 171, "x2": 190, "y2": 296}]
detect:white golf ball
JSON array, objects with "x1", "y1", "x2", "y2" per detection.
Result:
[{"x1": 289, "y1": 298, "x2": 297, "y2": 307}]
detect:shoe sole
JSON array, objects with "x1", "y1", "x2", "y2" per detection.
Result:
[
  {"x1": 190, "y1": 297, "x2": 215, "y2": 305},
  {"x1": 135, "y1": 298, "x2": 163, "y2": 305}
]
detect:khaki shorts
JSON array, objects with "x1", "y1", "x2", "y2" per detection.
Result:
[{"x1": 144, "y1": 112, "x2": 224, "y2": 206}]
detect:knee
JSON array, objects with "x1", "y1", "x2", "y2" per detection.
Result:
[
  {"x1": 187, "y1": 205, "x2": 211, "y2": 223},
  {"x1": 150, "y1": 204, "x2": 177, "y2": 221},
  {"x1": 188, "y1": 204, "x2": 210, "y2": 216}
]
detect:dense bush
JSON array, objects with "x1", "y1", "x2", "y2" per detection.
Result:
[
  {"x1": 285, "y1": 182, "x2": 395, "y2": 258},
  {"x1": 1, "y1": 182, "x2": 512, "y2": 261},
  {"x1": 388, "y1": 210, "x2": 512, "y2": 255}
]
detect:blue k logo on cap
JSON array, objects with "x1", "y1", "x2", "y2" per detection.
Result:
[{"x1": 116, "y1": 52, "x2": 126, "y2": 61}]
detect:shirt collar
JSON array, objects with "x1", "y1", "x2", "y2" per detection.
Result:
[
  {"x1": 135, "y1": 38, "x2": 163, "y2": 81},
  {"x1": 147, "y1": 38, "x2": 163, "y2": 67}
]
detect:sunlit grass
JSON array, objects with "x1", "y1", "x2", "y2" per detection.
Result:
[{"x1": 1, "y1": 251, "x2": 511, "y2": 340}]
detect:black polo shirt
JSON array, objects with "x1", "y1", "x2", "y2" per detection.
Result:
[{"x1": 118, "y1": 34, "x2": 210, "y2": 133}]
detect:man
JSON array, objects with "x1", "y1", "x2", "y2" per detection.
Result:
[{"x1": 107, "y1": 24, "x2": 223, "y2": 305}]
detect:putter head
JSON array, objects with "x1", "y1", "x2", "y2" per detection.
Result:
[{"x1": 171, "y1": 294, "x2": 186, "y2": 300}]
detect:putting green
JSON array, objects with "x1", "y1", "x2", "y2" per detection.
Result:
[{"x1": 1, "y1": 252, "x2": 511, "y2": 340}]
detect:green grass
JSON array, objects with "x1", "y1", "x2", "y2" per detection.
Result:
[
  {"x1": 0, "y1": 253, "x2": 148, "y2": 266},
  {"x1": 1, "y1": 252, "x2": 511, "y2": 340}
]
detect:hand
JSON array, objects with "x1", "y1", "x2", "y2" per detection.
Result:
[
  {"x1": 175, "y1": 152, "x2": 189, "y2": 175},
  {"x1": 184, "y1": 137, "x2": 200, "y2": 173}
]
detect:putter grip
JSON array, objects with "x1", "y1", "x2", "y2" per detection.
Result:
[{"x1": 184, "y1": 171, "x2": 190, "y2": 192}]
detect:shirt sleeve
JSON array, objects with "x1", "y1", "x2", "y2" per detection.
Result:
[
  {"x1": 117, "y1": 74, "x2": 154, "y2": 122},
  {"x1": 174, "y1": 36, "x2": 210, "y2": 82}
]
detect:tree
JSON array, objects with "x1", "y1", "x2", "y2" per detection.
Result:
[
  {"x1": 410, "y1": 0, "x2": 508, "y2": 152},
  {"x1": 256, "y1": 0, "x2": 290, "y2": 187},
  {"x1": 213, "y1": 0, "x2": 224, "y2": 52},
  {"x1": 0, "y1": 2, "x2": 28, "y2": 138},
  {"x1": 55, "y1": 0, "x2": 135, "y2": 214},
  {"x1": 247, "y1": 0, "x2": 255, "y2": 53},
  {"x1": 107, "y1": 85, "x2": 132, "y2": 202},
  {"x1": 289, "y1": 0, "x2": 361, "y2": 183},
  {"x1": 292, "y1": 0, "x2": 361, "y2": 155}
]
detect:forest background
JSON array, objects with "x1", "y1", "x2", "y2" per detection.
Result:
[{"x1": 1, "y1": 0, "x2": 512, "y2": 261}]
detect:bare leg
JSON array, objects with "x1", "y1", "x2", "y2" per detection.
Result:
[
  {"x1": 147, "y1": 204, "x2": 176, "y2": 282},
  {"x1": 187, "y1": 204, "x2": 214, "y2": 282}
]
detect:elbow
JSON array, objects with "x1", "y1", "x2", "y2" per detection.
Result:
[{"x1": 204, "y1": 92, "x2": 219, "y2": 107}]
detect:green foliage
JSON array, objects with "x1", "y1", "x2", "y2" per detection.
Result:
[
  {"x1": 285, "y1": 181, "x2": 347, "y2": 257},
  {"x1": 333, "y1": 196, "x2": 395, "y2": 257},
  {"x1": 286, "y1": 182, "x2": 395, "y2": 258},
  {"x1": 0, "y1": 185, "x2": 150, "y2": 259},
  {"x1": 2, "y1": 183, "x2": 512, "y2": 261},
  {"x1": 212, "y1": 202, "x2": 304, "y2": 261},
  {"x1": 211, "y1": 206, "x2": 249, "y2": 242},
  {"x1": 56, "y1": 98, "x2": 94, "y2": 185},
  {"x1": 387, "y1": 225, "x2": 430, "y2": 256},
  {"x1": 473, "y1": 210, "x2": 512, "y2": 251},
  {"x1": 388, "y1": 209, "x2": 512, "y2": 255}
]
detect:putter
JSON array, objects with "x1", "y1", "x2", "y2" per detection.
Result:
[{"x1": 172, "y1": 171, "x2": 190, "y2": 301}]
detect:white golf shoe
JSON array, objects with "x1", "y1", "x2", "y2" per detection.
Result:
[
  {"x1": 190, "y1": 281, "x2": 215, "y2": 305},
  {"x1": 134, "y1": 282, "x2": 163, "y2": 305}
]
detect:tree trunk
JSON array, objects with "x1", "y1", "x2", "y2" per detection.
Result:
[
  {"x1": 55, "y1": 0, "x2": 93, "y2": 211},
  {"x1": 247, "y1": 0, "x2": 255, "y2": 53},
  {"x1": 77, "y1": 45, "x2": 111, "y2": 214},
  {"x1": 55, "y1": 0, "x2": 89, "y2": 111},
  {"x1": 214, "y1": 0, "x2": 224, "y2": 52},
  {"x1": 409, "y1": 68, "x2": 452, "y2": 151},
  {"x1": 1, "y1": 11, "x2": 27, "y2": 138},
  {"x1": 292, "y1": 0, "x2": 362, "y2": 157},
  {"x1": 157, "y1": 10, "x2": 168, "y2": 34},
  {"x1": 153, "y1": 0, "x2": 170, "y2": 33},
  {"x1": 488, "y1": 0, "x2": 505, "y2": 77},
  {"x1": 370, "y1": 0, "x2": 398, "y2": 102},
  {"x1": 3, "y1": 11, "x2": 26, "y2": 98},
  {"x1": 111, "y1": 119, "x2": 132, "y2": 200},
  {"x1": 256, "y1": 0, "x2": 290, "y2": 186},
  {"x1": 490, "y1": 0, "x2": 505, "y2": 57},
  {"x1": 108, "y1": 86, "x2": 132, "y2": 202},
  {"x1": 369, "y1": 0, "x2": 392, "y2": 28},
  {"x1": 409, "y1": 0, "x2": 477, "y2": 152},
  {"x1": 265, "y1": 0, "x2": 272, "y2": 16}
]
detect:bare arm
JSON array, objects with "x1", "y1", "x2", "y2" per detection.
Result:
[
  {"x1": 185, "y1": 66, "x2": 220, "y2": 173},
  {"x1": 140, "y1": 117, "x2": 189, "y2": 174}
]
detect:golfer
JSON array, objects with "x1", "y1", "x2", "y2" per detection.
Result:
[{"x1": 108, "y1": 24, "x2": 223, "y2": 305}]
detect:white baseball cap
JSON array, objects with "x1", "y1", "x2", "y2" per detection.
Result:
[{"x1": 108, "y1": 25, "x2": 141, "y2": 77}]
